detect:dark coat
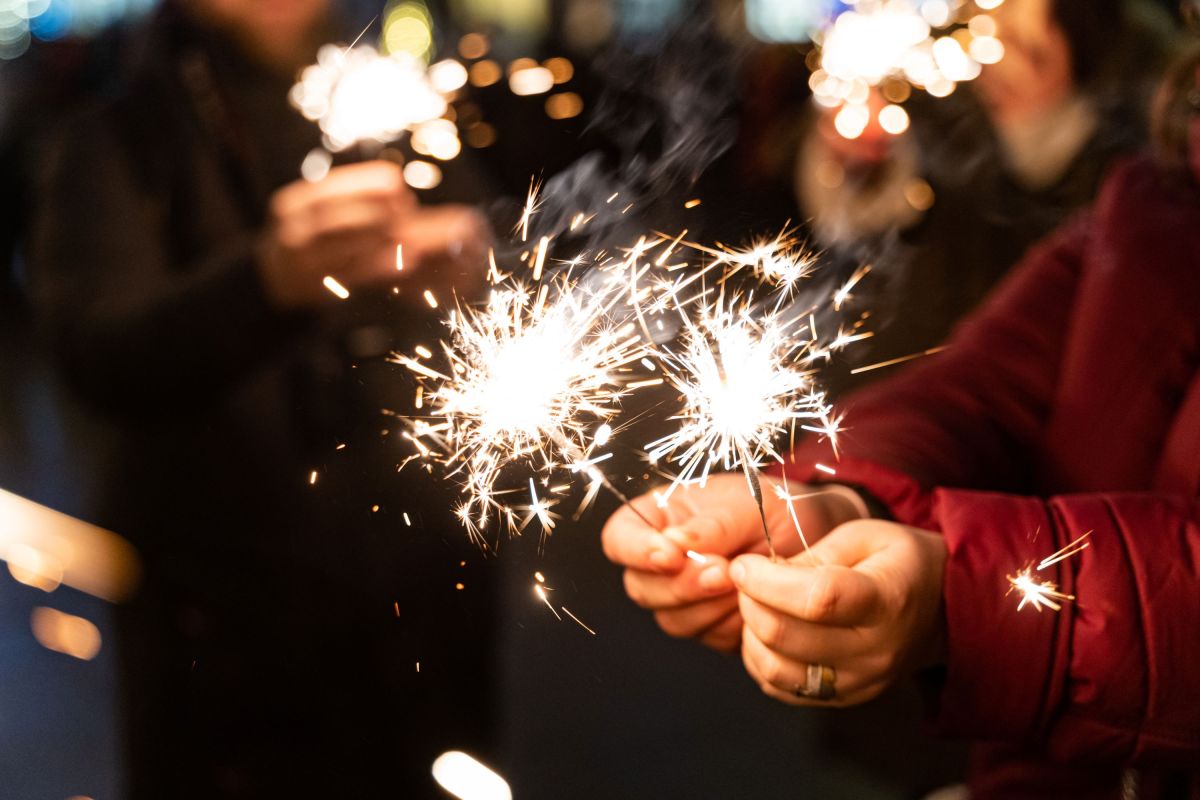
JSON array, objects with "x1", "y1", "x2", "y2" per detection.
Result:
[
  {"x1": 29, "y1": 10, "x2": 493, "y2": 798},
  {"x1": 790, "y1": 157, "x2": 1200, "y2": 799}
]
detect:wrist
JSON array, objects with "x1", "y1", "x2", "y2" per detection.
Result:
[{"x1": 816, "y1": 484, "x2": 872, "y2": 527}]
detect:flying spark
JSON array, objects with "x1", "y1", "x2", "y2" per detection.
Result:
[{"x1": 1007, "y1": 532, "x2": 1091, "y2": 612}]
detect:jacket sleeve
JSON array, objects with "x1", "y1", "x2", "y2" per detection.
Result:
[
  {"x1": 931, "y1": 488, "x2": 1200, "y2": 768},
  {"x1": 30, "y1": 105, "x2": 308, "y2": 417},
  {"x1": 782, "y1": 207, "x2": 1093, "y2": 519}
]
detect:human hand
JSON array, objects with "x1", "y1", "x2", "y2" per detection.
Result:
[
  {"x1": 394, "y1": 203, "x2": 492, "y2": 301},
  {"x1": 258, "y1": 161, "x2": 414, "y2": 307},
  {"x1": 258, "y1": 161, "x2": 490, "y2": 307},
  {"x1": 732, "y1": 518, "x2": 947, "y2": 707},
  {"x1": 975, "y1": 0, "x2": 1073, "y2": 128},
  {"x1": 601, "y1": 473, "x2": 867, "y2": 652}
]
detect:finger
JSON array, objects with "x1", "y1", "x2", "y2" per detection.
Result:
[
  {"x1": 308, "y1": 161, "x2": 409, "y2": 203},
  {"x1": 698, "y1": 611, "x2": 743, "y2": 653},
  {"x1": 731, "y1": 555, "x2": 882, "y2": 626},
  {"x1": 737, "y1": 593, "x2": 866, "y2": 664},
  {"x1": 656, "y1": 479, "x2": 770, "y2": 557},
  {"x1": 622, "y1": 555, "x2": 734, "y2": 609},
  {"x1": 652, "y1": 594, "x2": 739, "y2": 639},
  {"x1": 307, "y1": 196, "x2": 406, "y2": 239},
  {"x1": 274, "y1": 162, "x2": 412, "y2": 222},
  {"x1": 741, "y1": 628, "x2": 873, "y2": 708},
  {"x1": 601, "y1": 497, "x2": 683, "y2": 573}
]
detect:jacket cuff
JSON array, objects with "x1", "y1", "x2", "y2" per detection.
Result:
[
  {"x1": 928, "y1": 489, "x2": 1074, "y2": 743},
  {"x1": 779, "y1": 455, "x2": 938, "y2": 530}
]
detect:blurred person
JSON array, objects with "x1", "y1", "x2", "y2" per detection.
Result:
[
  {"x1": 29, "y1": 1, "x2": 494, "y2": 798},
  {"x1": 798, "y1": 0, "x2": 1176, "y2": 395},
  {"x1": 603, "y1": 44, "x2": 1200, "y2": 800}
]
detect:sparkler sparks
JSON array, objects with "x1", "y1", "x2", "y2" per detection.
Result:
[
  {"x1": 1007, "y1": 531, "x2": 1091, "y2": 612},
  {"x1": 395, "y1": 267, "x2": 650, "y2": 543},
  {"x1": 394, "y1": 182, "x2": 869, "y2": 550},
  {"x1": 809, "y1": 0, "x2": 1005, "y2": 139},
  {"x1": 291, "y1": 44, "x2": 451, "y2": 152},
  {"x1": 646, "y1": 300, "x2": 846, "y2": 557}
]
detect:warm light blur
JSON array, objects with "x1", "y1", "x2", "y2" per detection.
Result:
[
  {"x1": 833, "y1": 103, "x2": 870, "y2": 139},
  {"x1": 509, "y1": 66, "x2": 554, "y2": 96},
  {"x1": 0, "y1": 488, "x2": 139, "y2": 602},
  {"x1": 6, "y1": 541, "x2": 63, "y2": 592},
  {"x1": 411, "y1": 118, "x2": 462, "y2": 160},
  {"x1": 469, "y1": 59, "x2": 502, "y2": 87},
  {"x1": 458, "y1": 32, "x2": 489, "y2": 60},
  {"x1": 429, "y1": 59, "x2": 469, "y2": 94},
  {"x1": 31, "y1": 607, "x2": 102, "y2": 661},
  {"x1": 464, "y1": 122, "x2": 497, "y2": 148},
  {"x1": 542, "y1": 56, "x2": 574, "y2": 84},
  {"x1": 545, "y1": 92, "x2": 584, "y2": 120},
  {"x1": 404, "y1": 160, "x2": 443, "y2": 189},
  {"x1": 382, "y1": 1, "x2": 434, "y2": 62},
  {"x1": 878, "y1": 103, "x2": 910, "y2": 135},
  {"x1": 969, "y1": 35, "x2": 1005, "y2": 65},
  {"x1": 432, "y1": 751, "x2": 512, "y2": 800}
]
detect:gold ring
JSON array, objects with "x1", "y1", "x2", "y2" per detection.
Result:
[{"x1": 795, "y1": 663, "x2": 836, "y2": 700}]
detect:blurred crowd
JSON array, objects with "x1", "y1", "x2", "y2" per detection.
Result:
[{"x1": 1, "y1": 1, "x2": 1196, "y2": 799}]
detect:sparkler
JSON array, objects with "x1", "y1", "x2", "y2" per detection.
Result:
[
  {"x1": 291, "y1": 44, "x2": 451, "y2": 153},
  {"x1": 646, "y1": 297, "x2": 858, "y2": 559},
  {"x1": 1006, "y1": 531, "x2": 1091, "y2": 612},
  {"x1": 395, "y1": 265, "x2": 652, "y2": 545},
  {"x1": 809, "y1": 0, "x2": 1006, "y2": 139}
]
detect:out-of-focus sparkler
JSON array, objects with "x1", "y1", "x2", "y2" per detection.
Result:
[
  {"x1": 1006, "y1": 531, "x2": 1091, "y2": 612},
  {"x1": 809, "y1": 0, "x2": 1006, "y2": 139},
  {"x1": 291, "y1": 44, "x2": 451, "y2": 153}
]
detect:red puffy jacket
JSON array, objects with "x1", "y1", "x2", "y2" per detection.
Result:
[{"x1": 786, "y1": 158, "x2": 1200, "y2": 799}]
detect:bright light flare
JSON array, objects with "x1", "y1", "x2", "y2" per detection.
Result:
[
  {"x1": 647, "y1": 305, "x2": 839, "y2": 506},
  {"x1": 1007, "y1": 532, "x2": 1091, "y2": 612},
  {"x1": 432, "y1": 751, "x2": 512, "y2": 800},
  {"x1": 291, "y1": 45, "x2": 449, "y2": 151},
  {"x1": 397, "y1": 273, "x2": 649, "y2": 541}
]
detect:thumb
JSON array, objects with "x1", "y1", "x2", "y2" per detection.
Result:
[{"x1": 788, "y1": 519, "x2": 887, "y2": 570}]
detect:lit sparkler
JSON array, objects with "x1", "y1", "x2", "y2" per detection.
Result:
[
  {"x1": 395, "y1": 267, "x2": 651, "y2": 544},
  {"x1": 646, "y1": 297, "x2": 858, "y2": 558},
  {"x1": 291, "y1": 44, "x2": 451, "y2": 152},
  {"x1": 1006, "y1": 531, "x2": 1091, "y2": 612},
  {"x1": 809, "y1": 0, "x2": 1006, "y2": 139}
]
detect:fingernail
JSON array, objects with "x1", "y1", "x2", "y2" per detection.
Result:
[
  {"x1": 729, "y1": 560, "x2": 746, "y2": 585},
  {"x1": 649, "y1": 545, "x2": 675, "y2": 569},
  {"x1": 698, "y1": 565, "x2": 729, "y2": 592},
  {"x1": 662, "y1": 526, "x2": 689, "y2": 545}
]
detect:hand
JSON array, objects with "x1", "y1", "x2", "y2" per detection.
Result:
[
  {"x1": 394, "y1": 204, "x2": 492, "y2": 301},
  {"x1": 601, "y1": 473, "x2": 866, "y2": 652},
  {"x1": 257, "y1": 161, "x2": 491, "y2": 308},
  {"x1": 259, "y1": 161, "x2": 414, "y2": 308},
  {"x1": 732, "y1": 518, "x2": 947, "y2": 707},
  {"x1": 975, "y1": 2, "x2": 1073, "y2": 128}
]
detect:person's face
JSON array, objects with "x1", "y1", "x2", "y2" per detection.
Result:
[{"x1": 191, "y1": 0, "x2": 330, "y2": 45}]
